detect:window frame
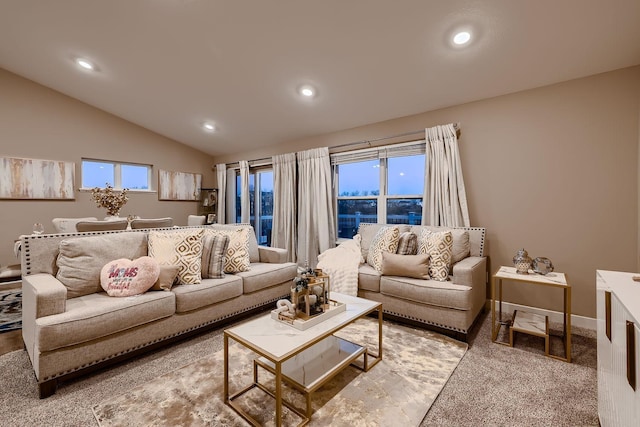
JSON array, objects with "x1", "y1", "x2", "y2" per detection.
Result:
[
  {"x1": 81, "y1": 158, "x2": 154, "y2": 192},
  {"x1": 236, "y1": 166, "x2": 273, "y2": 246},
  {"x1": 332, "y1": 140, "x2": 425, "y2": 236}
]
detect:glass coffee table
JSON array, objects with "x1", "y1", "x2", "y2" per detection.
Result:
[{"x1": 224, "y1": 292, "x2": 383, "y2": 426}]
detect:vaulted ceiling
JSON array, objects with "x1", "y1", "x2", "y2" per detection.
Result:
[{"x1": 1, "y1": 0, "x2": 639, "y2": 156}]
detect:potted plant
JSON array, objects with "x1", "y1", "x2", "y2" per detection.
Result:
[{"x1": 90, "y1": 183, "x2": 129, "y2": 217}]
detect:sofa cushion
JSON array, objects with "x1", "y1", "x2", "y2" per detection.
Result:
[
  {"x1": 358, "y1": 223, "x2": 411, "y2": 261},
  {"x1": 235, "y1": 262, "x2": 298, "y2": 294},
  {"x1": 150, "y1": 265, "x2": 180, "y2": 291},
  {"x1": 381, "y1": 252, "x2": 430, "y2": 279},
  {"x1": 358, "y1": 263, "x2": 382, "y2": 293},
  {"x1": 379, "y1": 276, "x2": 472, "y2": 311},
  {"x1": 56, "y1": 232, "x2": 149, "y2": 298},
  {"x1": 206, "y1": 224, "x2": 259, "y2": 263},
  {"x1": 396, "y1": 232, "x2": 418, "y2": 255},
  {"x1": 366, "y1": 226, "x2": 400, "y2": 272},
  {"x1": 201, "y1": 234, "x2": 230, "y2": 279},
  {"x1": 203, "y1": 227, "x2": 251, "y2": 273},
  {"x1": 172, "y1": 275, "x2": 243, "y2": 313},
  {"x1": 100, "y1": 256, "x2": 160, "y2": 297},
  {"x1": 35, "y1": 291, "x2": 175, "y2": 352},
  {"x1": 412, "y1": 226, "x2": 470, "y2": 264},
  {"x1": 417, "y1": 229, "x2": 452, "y2": 281},
  {"x1": 148, "y1": 228, "x2": 205, "y2": 285}
]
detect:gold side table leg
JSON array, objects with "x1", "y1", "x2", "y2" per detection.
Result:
[
  {"x1": 224, "y1": 334, "x2": 229, "y2": 403},
  {"x1": 275, "y1": 362, "x2": 282, "y2": 427},
  {"x1": 566, "y1": 286, "x2": 572, "y2": 362}
]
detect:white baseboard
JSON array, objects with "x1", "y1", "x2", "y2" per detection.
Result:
[{"x1": 484, "y1": 300, "x2": 596, "y2": 331}]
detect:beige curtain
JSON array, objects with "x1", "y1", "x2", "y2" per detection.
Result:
[
  {"x1": 239, "y1": 160, "x2": 250, "y2": 224},
  {"x1": 296, "y1": 147, "x2": 336, "y2": 268},
  {"x1": 271, "y1": 153, "x2": 297, "y2": 262},
  {"x1": 215, "y1": 163, "x2": 226, "y2": 224},
  {"x1": 422, "y1": 123, "x2": 470, "y2": 227}
]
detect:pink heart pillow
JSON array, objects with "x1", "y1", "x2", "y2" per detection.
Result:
[{"x1": 100, "y1": 256, "x2": 160, "y2": 297}]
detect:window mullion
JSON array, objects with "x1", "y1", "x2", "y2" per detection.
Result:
[
  {"x1": 379, "y1": 158, "x2": 387, "y2": 224},
  {"x1": 114, "y1": 164, "x2": 121, "y2": 188},
  {"x1": 254, "y1": 172, "x2": 261, "y2": 242}
]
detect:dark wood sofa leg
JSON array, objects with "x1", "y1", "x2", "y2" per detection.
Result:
[{"x1": 39, "y1": 379, "x2": 57, "y2": 398}]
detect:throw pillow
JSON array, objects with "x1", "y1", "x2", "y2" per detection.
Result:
[
  {"x1": 366, "y1": 226, "x2": 400, "y2": 272},
  {"x1": 56, "y1": 232, "x2": 148, "y2": 298},
  {"x1": 418, "y1": 229, "x2": 453, "y2": 281},
  {"x1": 148, "y1": 228, "x2": 204, "y2": 285},
  {"x1": 381, "y1": 252, "x2": 430, "y2": 279},
  {"x1": 100, "y1": 256, "x2": 160, "y2": 297},
  {"x1": 150, "y1": 265, "x2": 180, "y2": 291},
  {"x1": 396, "y1": 232, "x2": 418, "y2": 255},
  {"x1": 203, "y1": 227, "x2": 251, "y2": 273},
  {"x1": 201, "y1": 234, "x2": 230, "y2": 279},
  {"x1": 450, "y1": 229, "x2": 470, "y2": 263}
]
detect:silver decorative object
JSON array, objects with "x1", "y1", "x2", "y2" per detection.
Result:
[
  {"x1": 532, "y1": 257, "x2": 554, "y2": 275},
  {"x1": 513, "y1": 248, "x2": 533, "y2": 274}
]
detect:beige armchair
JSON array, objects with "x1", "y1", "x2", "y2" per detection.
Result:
[
  {"x1": 76, "y1": 219, "x2": 129, "y2": 232},
  {"x1": 187, "y1": 215, "x2": 206, "y2": 226}
]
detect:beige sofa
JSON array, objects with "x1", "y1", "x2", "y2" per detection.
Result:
[
  {"x1": 20, "y1": 225, "x2": 297, "y2": 398},
  {"x1": 356, "y1": 223, "x2": 487, "y2": 341}
]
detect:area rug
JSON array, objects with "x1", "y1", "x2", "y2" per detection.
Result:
[
  {"x1": 93, "y1": 318, "x2": 467, "y2": 426},
  {"x1": 0, "y1": 289, "x2": 21, "y2": 333}
]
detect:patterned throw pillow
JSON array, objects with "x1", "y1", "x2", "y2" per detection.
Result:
[
  {"x1": 201, "y1": 234, "x2": 230, "y2": 279},
  {"x1": 366, "y1": 226, "x2": 400, "y2": 272},
  {"x1": 396, "y1": 232, "x2": 418, "y2": 255},
  {"x1": 203, "y1": 227, "x2": 251, "y2": 273},
  {"x1": 418, "y1": 229, "x2": 453, "y2": 281},
  {"x1": 148, "y1": 229, "x2": 204, "y2": 285}
]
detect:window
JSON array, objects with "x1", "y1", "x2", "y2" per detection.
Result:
[
  {"x1": 333, "y1": 142, "x2": 425, "y2": 238},
  {"x1": 236, "y1": 169, "x2": 273, "y2": 246},
  {"x1": 82, "y1": 159, "x2": 152, "y2": 190}
]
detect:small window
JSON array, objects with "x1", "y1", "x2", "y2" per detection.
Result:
[{"x1": 82, "y1": 159, "x2": 152, "y2": 190}]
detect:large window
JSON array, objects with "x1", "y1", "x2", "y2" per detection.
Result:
[
  {"x1": 82, "y1": 159, "x2": 152, "y2": 190},
  {"x1": 236, "y1": 170, "x2": 273, "y2": 246},
  {"x1": 333, "y1": 142, "x2": 425, "y2": 238}
]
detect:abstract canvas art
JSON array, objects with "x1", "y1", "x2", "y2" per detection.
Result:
[
  {"x1": 158, "y1": 169, "x2": 202, "y2": 201},
  {"x1": 0, "y1": 157, "x2": 75, "y2": 199}
]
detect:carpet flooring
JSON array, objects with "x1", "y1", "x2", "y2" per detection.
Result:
[
  {"x1": 92, "y1": 318, "x2": 466, "y2": 426},
  {"x1": 0, "y1": 288, "x2": 21, "y2": 333},
  {"x1": 0, "y1": 310, "x2": 598, "y2": 426}
]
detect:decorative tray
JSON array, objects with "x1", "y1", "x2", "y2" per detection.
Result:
[{"x1": 270, "y1": 300, "x2": 346, "y2": 331}]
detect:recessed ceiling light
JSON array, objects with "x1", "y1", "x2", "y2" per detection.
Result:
[
  {"x1": 75, "y1": 58, "x2": 95, "y2": 70},
  {"x1": 202, "y1": 122, "x2": 216, "y2": 132},
  {"x1": 453, "y1": 31, "x2": 471, "y2": 45},
  {"x1": 299, "y1": 85, "x2": 316, "y2": 98}
]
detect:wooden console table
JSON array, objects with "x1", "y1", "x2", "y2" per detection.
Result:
[{"x1": 491, "y1": 266, "x2": 572, "y2": 362}]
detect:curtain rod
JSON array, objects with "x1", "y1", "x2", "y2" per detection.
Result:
[
  {"x1": 220, "y1": 122, "x2": 460, "y2": 168},
  {"x1": 330, "y1": 122, "x2": 460, "y2": 151}
]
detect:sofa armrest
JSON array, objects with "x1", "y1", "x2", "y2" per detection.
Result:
[
  {"x1": 22, "y1": 273, "x2": 67, "y2": 365},
  {"x1": 23, "y1": 273, "x2": 67, "y2": 319},
  {"x1": 452, "y1": 256, "x2": 487, "y2": 288},
  {"x1": 258, "y1": 246, "x2": 288, "y2": 264}
]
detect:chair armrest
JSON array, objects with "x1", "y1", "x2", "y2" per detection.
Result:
[
  {"x1": 452, "y1": 256, "x2": 487, "y2": 287},
  {"x1": 258, "y1": 246, "x2": 288, "y2": 264},
  {"x1": 22, "y1": 273, "x2": 67, "y2": 319}
]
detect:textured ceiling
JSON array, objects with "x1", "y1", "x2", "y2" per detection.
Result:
[{"x1": 1, "y1": 0, "x2": 639, "y2": 156}]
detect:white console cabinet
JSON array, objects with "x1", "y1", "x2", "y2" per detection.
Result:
[{"x1": 596, "y1": 270, "x2": 640, "y2": 427}]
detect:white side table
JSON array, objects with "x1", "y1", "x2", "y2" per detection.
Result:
[{"x1": 491, "y1": 266, "x2": 572, "y2": 362}]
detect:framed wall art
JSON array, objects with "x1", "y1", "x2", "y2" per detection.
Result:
[
  {"x1": 0, "y1": 156, "x2": 75, "y2": 200},
  {"x1": 158, "y1": 169, "x2": 202, "y2": 201}
]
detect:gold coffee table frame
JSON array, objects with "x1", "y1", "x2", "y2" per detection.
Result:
[
  {"x1": 491, "y1": 266, "x2": 571, "y2": 362},
  {"x1": 224, "y1": 293, "x2": 383, "y2": 426}
]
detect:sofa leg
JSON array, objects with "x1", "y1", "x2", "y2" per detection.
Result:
[{"x1": 39, "y1": 379, "x2": 57, "y2": 398}]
